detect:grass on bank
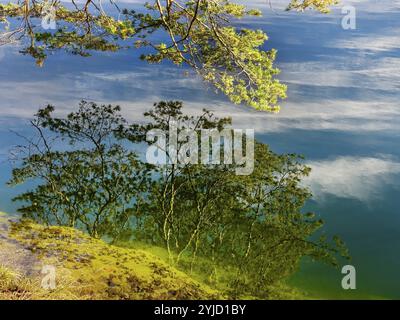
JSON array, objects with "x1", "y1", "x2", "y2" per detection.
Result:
[
  {"x1": 0, "y1": 214, "x2": 304, "y2": 300},
  {"x1": 1, "y1": 218, "x2": 219, "y2": 300}
]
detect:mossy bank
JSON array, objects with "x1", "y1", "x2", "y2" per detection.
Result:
[{"x1": 0, "y1": 214, "x2": 219, "y2": 300}]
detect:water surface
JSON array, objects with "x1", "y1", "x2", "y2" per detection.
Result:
[{"x1": 1, "y1": 0, "x2": 399, "y2": 298}]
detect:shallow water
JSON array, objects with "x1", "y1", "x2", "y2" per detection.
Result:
[{"x1": 1, "y1": 0, "x2": 399, "y2": 298}]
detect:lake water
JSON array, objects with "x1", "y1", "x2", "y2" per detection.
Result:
[{"x1": 0, "y1": 0, "x2": 399, "y2": 298}]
